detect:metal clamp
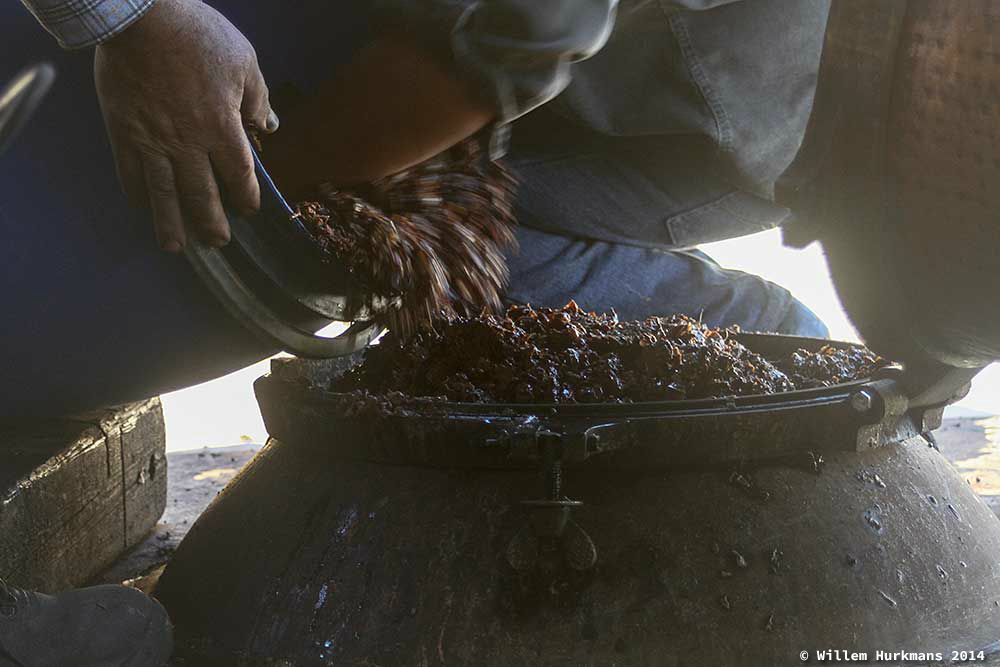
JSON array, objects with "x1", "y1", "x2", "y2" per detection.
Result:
[{"x1": 505, "y1": 431, "x2": 597, "y2": 573}]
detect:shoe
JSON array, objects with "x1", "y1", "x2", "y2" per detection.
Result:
[{"x1": 0, "y1": 578, "x2": 172, "y2": 666}]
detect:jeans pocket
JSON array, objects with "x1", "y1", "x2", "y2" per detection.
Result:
[{"x1": 663, "y1": 190, "x2": 790, "y2": 249}]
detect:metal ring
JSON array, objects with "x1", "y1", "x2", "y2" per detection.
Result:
[
  {"x1": 185, "y1": 133, "x2": 384, "y2": 358},
  {"x1": 185, "y1": 241, "x2": 383, "y2": 358},
  {"x1": 0, "y1": 63, "x2": 56, "y2": 157}
]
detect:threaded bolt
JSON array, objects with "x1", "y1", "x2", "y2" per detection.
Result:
[{"x1": 547, "y1": 460, "x2": 563, "y2": 500}]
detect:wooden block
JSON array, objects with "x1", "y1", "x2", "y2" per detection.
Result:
[{"x1": 0, "y1": 399, "x2": 166, "y2": 592}]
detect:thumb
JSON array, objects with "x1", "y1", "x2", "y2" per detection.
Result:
[{"x1": 243, "y1": 65, "x2": 279, "y2": 134}]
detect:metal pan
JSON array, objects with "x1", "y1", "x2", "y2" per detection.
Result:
[{"x1": 253, "y1": 333, "x2": 949, "y2": 469}]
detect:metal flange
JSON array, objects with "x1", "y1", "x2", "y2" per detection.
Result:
[
  {"x1": 0, "y1": 63, "x2": 55, "y2": 157},
  {"x1": 185, "y1": 240, "x2": 382, "y2": 358},
  {"x1": 185, "y1": 141, "x2": 385, "y2": 358}
]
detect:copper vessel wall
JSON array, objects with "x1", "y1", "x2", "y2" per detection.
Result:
[{"x1": 156, "y1": 352, "x2": 1000, "y2": 666}]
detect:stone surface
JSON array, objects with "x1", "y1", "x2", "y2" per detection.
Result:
[{"x1": 0, "y1": 399, "x2": 166, "y2": 592}]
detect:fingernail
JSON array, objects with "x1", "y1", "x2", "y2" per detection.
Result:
[
  {"x1": 210, "y1": 235, "x2": 230, "y2": 248},
  {"x1": 161, "y1": 240, "x2": 182, "y2": 253},
  {"x1": 265, "y1": 110, "x2": 280, "y2": 132}
]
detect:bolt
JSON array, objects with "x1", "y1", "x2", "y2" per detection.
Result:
[
  {"x1": 537, "y1": 431, "x2": 564, "y2": 500},
  {"x1": 851, "y1": 390, "x2": 874, "y2": 413},
  {"x1": 547, "y1": 460, "x2": 563, "y2": 500}
]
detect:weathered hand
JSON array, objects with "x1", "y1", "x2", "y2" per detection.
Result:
[{"x1": 94, "y1": 0, "x2": 277, "y2": 252}]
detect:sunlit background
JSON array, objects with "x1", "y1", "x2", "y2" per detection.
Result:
[{"x1": 162, "y1": 228, "x2": 999, "y2": 452}]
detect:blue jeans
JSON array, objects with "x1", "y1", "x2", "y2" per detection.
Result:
[{"x1": 0, "y1": 2, "x2": 824, "y2": 418}]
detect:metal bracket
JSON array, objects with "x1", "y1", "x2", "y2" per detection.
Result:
[{"x1": 505, "y1": 431, "x2": 597, "y2": 573}]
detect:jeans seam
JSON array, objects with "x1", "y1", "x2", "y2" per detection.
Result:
[
  {"x1": 663, "y1": 191, "x2": 737, "y2": 227},
  {"x1": 663, "y1": 5, "x2": 733, "y2": 153},
  {"x1": 663, "y1": 191, "x2": 783, "y2": 247}
]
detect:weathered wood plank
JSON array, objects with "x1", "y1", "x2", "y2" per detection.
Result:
[{"x1": 0, "y1": 399, "x2": 166, "y2": 592}]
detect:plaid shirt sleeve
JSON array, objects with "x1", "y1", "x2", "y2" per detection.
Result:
[{"x1": 19, "y1": 0, "x2": 157, "y2": 49}]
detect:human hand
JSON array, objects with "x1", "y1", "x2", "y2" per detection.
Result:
[{"x1": 94, "y1": 0, "x2": 278, "y2": 252}]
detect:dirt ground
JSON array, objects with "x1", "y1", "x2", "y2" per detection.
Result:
[{"x1": 933, "y1": 416, "x2": 1000, "y2": 517}]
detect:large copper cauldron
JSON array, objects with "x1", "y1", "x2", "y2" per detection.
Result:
[{"x1": 155, "y1": 336, "x2": 1000, "y2": 665}]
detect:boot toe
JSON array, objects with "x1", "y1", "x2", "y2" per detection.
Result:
[{"x1": 56, "y1": 585, "x2": 173, "y2": 666}]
